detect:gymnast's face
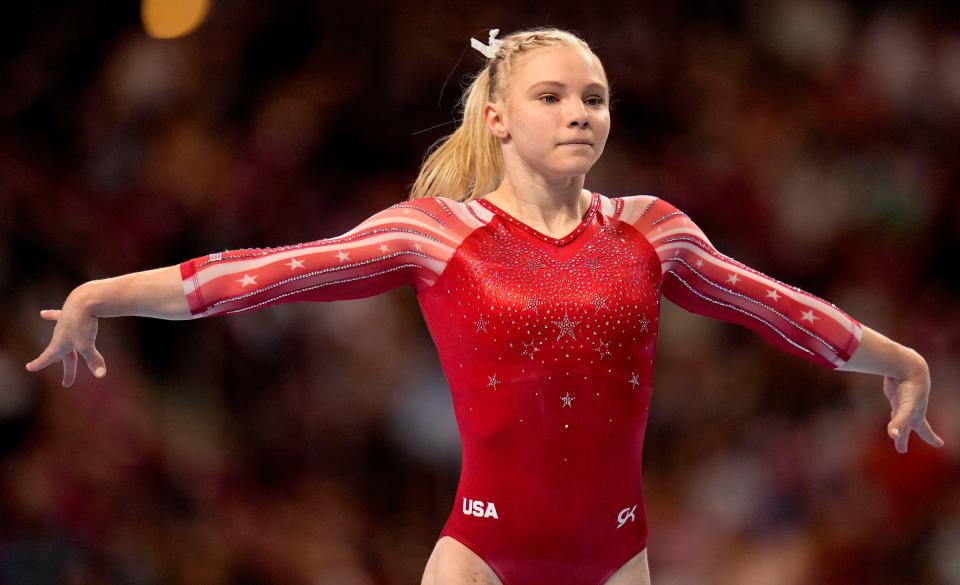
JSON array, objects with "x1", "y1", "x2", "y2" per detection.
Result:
[{"x1": 485, "y1": 46, "x2": 610, "y2": 182}]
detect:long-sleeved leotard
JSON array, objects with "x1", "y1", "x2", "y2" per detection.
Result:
[{"x1": 179, "y1": 192, "x2": 861, "y2": 585}]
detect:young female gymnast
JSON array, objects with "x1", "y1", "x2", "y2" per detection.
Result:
[{"x1": 25, "y1": 27, "x2": 944, "y2": 585}]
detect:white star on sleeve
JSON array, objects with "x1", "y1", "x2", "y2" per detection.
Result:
[
  {"x1": 726, "y1": 273, "x2": 740, "y2": 286},
  {"x1": 766, "y1": 289, "x2": 781, "y2": 302},
  {"x1": 378, "y1": 243, "x2": 389, "y2": 253},
  {"x1": 694, "y1": 258, "x2": 704, "y2": 268},
  {"x1": 237, "y1": 273, "x2": 258, "y2": 288},
  {"x1": 800, "y1": 309, "x2": 819, "y2": 323},
  {"x1": 286, "y1": 258, "x2": 305, "y2": 270},
  {"x1": 335, "y1": 250, "x2": 351, "y2": 262}
]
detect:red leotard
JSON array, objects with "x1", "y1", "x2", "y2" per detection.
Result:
[{"x1": 179, "y1": 192, "x2": 862, "y2": 585}]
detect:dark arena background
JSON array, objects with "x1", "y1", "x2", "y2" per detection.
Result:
[{"x1": 3, "y1": 1, "x2": 960, "y2": 584}]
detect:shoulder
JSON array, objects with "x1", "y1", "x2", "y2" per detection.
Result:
[
  {"x1": 382, "y1": 195, "x2": 486, "y2": 236},
  {"x1": 598, "y1": 192, "x2": 683, "y2": 223},
  {"x1": 375, "y1": 196, "x2": 462, "y2": 224}
]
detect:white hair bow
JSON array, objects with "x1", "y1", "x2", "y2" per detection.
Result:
[{"x1": 471, "y1": 28, "x2": 504, "y2": 59}]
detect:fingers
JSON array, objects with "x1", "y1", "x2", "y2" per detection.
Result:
[
  {"x1": 25, "y1": 310, "x2": 62, "y2": 372},
  {"x1": 27, "y1": 345, "x2": 106, "y2": 385},
  {"x1": 883, "y1": 372, "x2": 942, "y2": 454},
  {"x1": 894, "y1": 427, "x2": 909, "y2": 454},
  {"x1": 887, "y1": 401, "x2": 912, "y2": 452},
  {"x1": 916, "y1": 419, "x2": 945, "y2": 448},
  {"x1": 26, "y1": 347, "x2": 59, "y2": 372},
  {"x1": 62, "y1": 350, "x2": 78, "y2": 387},
  {"x1": 27, "y1": 308, "x2": 107, "y2": 383},
  {"x1": 888, "y1": 418, "x2": 946, "y2": 454},
  {"x1": 75, "y1": 344, "x2": 107, "y2": 379},
  {"x1": 889, "y1": 407, "x2": 915, "y2": 453},
  {"x1": 888, "y1": 405, "x2": 914, "y2": 443}
]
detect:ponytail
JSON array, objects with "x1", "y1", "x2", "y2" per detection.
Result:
[{"x1": 408, "y1": 67, "x2": 503, "y2": 202}]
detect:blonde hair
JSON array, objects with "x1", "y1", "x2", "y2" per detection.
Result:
[{"x1": 408, "y1": 27, "x2": 603, "y2": 202}]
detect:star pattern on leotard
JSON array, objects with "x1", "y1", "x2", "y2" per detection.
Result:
[
  {"x1": 487, "y1": 374, "x2": 500, "y2": 389},
  {"x1": 639, "y1": 315, "x2": 650, "y2": 332},
  {"x1": 286, "y1": 258, "x2": 304, "y2": 270},
  {"x1": 592, "y1": 294, "x2": 609, "y2": 312},
  {"x1": 237, "y1": 273, "x2": 258, "y2": 287},
  {"x1": 523, "y1": 294, "x2": 542, "y2": 314},
  {"x1": 520, "y1": 340, "x2": 539, "y2": 360},
  {"x1": 629, "y1": 373, "x2": 640, "y2": 388},
  {"x1": 561, "y1": 392, "x2": 575, "y2": 407},
  {"x1": 552, "y1": 311, "x2": 580, "y2": 341},
  {"x1": 594, "y1": 339, "x2": 612, "y2": 359},
  {"x1": 475, "y1": 315, "x2": 489, "y2": 333},
  {"x1": 766, "y1": 289, "x2": 781, "y2": 302}
]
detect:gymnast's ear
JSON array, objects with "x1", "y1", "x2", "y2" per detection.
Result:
[{"x1": 483, "y1": 101, "x2": 509, "y2": 141}]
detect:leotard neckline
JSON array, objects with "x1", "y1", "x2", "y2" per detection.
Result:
[{"x1": 476, "y1": 191, "x2": 600, "y2": 247}]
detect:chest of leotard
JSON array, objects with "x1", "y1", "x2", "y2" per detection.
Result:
[{"x1": 416, "y1": 212, "x2": 662, "y2": 442}]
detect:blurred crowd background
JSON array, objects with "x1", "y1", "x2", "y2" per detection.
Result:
[{"x1": 3, "y1": 1, "x2": 960, "y2": 584}]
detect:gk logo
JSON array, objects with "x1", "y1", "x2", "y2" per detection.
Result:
[{"x1": 617, "y1": 505, "x2": 637, "y2": 529}]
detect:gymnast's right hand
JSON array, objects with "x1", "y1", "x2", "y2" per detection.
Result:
[{"x1": 25, "y1": 284, "x2": 107, "y2": 387}]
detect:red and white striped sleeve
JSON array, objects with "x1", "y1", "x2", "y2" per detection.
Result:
[
  {"x1": 618, "y1": 195, "x2": 862, "y2": 369},
  {"x1": 179, "y1": 196, "x2": 479, "y2": 318}
]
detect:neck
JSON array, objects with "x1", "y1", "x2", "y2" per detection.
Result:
[{"x1": 481, "y1": 175, "x2": 591, "y2": 231}]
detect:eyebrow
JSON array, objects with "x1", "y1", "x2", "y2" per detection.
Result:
[{"x1": 528, "y1": 80, "x2": 608, "y2": 92}]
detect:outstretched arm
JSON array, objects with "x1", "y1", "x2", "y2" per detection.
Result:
[
  {"x1": 837, "y1": 326, "x2": 943, "y2": 453},
  {"x1": 619, "y1": 195, "x2": 861, "y2": 369},
  {"x1": 179, "y1": 197, "x2": 469, "y2": 317},
  {"x1": 617, "y1": 194, "x2": 943, "y2": 454},
  {"x1": 25, "y1": 196, "x2": 477, "y2": 386}
]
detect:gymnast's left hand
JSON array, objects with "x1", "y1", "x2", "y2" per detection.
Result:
[{"x1": 884, "y1": 358, "x2": 944, "y2": 454}]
